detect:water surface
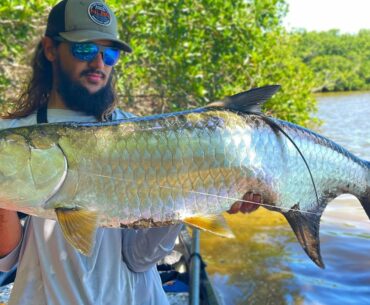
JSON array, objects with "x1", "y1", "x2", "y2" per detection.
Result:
[{"x1": 201, "y1": 91, "x2": 370, "y2": 305}]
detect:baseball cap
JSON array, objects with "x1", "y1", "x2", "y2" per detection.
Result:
[{"x1": 45, "y1": 0, "x2": 132, "y2": 53}]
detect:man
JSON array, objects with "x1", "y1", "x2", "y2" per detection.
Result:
[{"x1": 0, "y1": 1, "x2": 260, "y2": 304}]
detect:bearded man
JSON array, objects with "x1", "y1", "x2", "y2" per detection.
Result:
[{"x1": 0, "y1": 1, "x2": 260, "y2": 304}]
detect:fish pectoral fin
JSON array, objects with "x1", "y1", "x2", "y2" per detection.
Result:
[
  {"x1": 55, "y1": 208, "x2": 99, "y2": 256},
  {"x1": 183, "y1": 214, "x2": 235, "y2": 238},
  {"x1": 283, "y1": 205, "x2": 324, "y2": 269}
]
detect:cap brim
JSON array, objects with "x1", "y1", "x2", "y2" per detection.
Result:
[{"x1": 59, "y1": 30, "x2": 132, "y2": 53}]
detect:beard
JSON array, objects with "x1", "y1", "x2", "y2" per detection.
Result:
[{"x1": 56, "y1": 60, "x2": 116, "y2": 119}]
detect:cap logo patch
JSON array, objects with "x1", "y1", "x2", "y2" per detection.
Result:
[{"x1": 88, "y1": 2, "x2": 111, "y2": 26}]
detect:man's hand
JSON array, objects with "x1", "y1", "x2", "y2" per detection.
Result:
[{"x1": 227, "y1": 192, "x2": 261, "y2": 214}]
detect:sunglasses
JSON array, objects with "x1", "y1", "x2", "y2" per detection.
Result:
[{"x1": 54, "y1": 37, "x2": 121, "y2": 66}]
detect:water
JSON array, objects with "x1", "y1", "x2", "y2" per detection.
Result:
[
  {"x1": 201, "y1": 91, "x2": 370, "y2": 305},
  {"x1": 316, "y1": 91, "x2": 370, "y2": 159}
]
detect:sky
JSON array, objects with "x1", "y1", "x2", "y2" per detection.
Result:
[{"x1": 283, "y1": 0, "x2": 370, "y2": 33}]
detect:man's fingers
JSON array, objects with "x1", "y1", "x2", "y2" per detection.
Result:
[
  {"x1": 240, "y1": 192, "x2": 262, "y2": 213},
  {"x1": 240, "y1": 202, "x2": 260, "y2": 213},
  {"x1": 243, "y1": 192, "x2": 252, "y2": 202},
  {"x1": 227, "y1": 201, "x2": 242, "y2": 214},
  {"x1": 227, "y1": 192, "x2": 263, "y2": 214},
  {"x1": 252, "y1": 193, "x2": 262, "y2": 204}
]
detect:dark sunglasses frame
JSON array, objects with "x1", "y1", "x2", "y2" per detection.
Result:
[{"x1": 52, "y1": 36, "x2": 121, "y2": 66}]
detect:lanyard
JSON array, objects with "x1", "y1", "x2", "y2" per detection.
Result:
[{"x1": 37, "y1": 104, "x2": 48, "y2": 123}]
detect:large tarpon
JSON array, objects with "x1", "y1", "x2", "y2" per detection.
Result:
[{"x1": 0, "y1": 85, "x2": 368, "y2": 267}]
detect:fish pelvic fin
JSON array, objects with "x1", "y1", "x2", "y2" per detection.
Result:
[
  {"x1": 183, "y1": 214, "x2": 235, "y2": 238},
  {"x1": 206, "y1": 85, "x2": 280, "y2": 113},
  {"x1": 282, "y1": 204, "x2": 324, "y2": 269},
  {"x1": 55, "y1": 208, "x2": 99, "y2": 256}
]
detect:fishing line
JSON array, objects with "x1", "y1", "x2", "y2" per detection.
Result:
[
  {"x1": 250, "y1": 113, "x2": 320, "y2": 209},
  {"x1": 157, "y1": 185, "x2": 322, "y2": 217},
  {"x1": 70, "y1": 169, "x2": 322, "y2": 217},
  {"x1": 6, "y1": 169, "x2": 367, "y2": 224}
]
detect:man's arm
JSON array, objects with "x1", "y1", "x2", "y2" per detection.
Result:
[
  {"x1": 0, "y1": 209, "x2": 22, "y2": 257},
  {"x1": 122, "y1": 225, "x2": 183, "y2": 273}
]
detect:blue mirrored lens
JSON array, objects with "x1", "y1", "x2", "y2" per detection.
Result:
[
  {"x1": 71, "y1": 43, "x2": 120, "y2": 66},
  {"x1": 71, "y1": 43, "x2": 99, "y2": 61},
  {"x1": 103, "y1": 48, "x2": 120, "y2": 66}
]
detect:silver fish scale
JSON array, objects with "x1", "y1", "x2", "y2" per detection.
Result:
[
  {"x1": 47, "y1": 112, "x2": 250, "y2": 226},
  {"x1": 8, "y1": 109, "x2": 367, "y2": 228},
  {"x1": 267, "y1": 119, "x2": 368, "y2": 212},
  {"x1": 2, "y1": 86, "x2": 369, "y2": 264}
]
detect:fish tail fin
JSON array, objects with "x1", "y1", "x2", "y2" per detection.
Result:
[
  {"x1": 359, "y1": 160, "x2": 370, "y2": 219},
  {"x1": 282, "y1": 204, "x2": 325, "y2": 269},
  {"x1": 359, "y1": 190, "x2": 370, "y2": 219},
  {"x1": 288, "y1": 160, "x2": 370, "y2": 268}
]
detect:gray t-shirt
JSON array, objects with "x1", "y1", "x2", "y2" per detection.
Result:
[{"x1": 0, "y1": 109, "x2": 182, "y2": 305}]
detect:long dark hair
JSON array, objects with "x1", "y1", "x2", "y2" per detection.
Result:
[
  {"x1": 3, "y1": 39, "x2": 118, "y2": 121},
  {"x1": 3, "y1": 41, "x2": 51, "y2": 119}
]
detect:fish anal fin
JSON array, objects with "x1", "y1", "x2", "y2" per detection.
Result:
[
  {"x1": 55, "y1": 208, "x2": 98, "y2": 256},
  {"x1": 283, "y1": 204, "x2": 324, "y2": 269},
  {"x1": 183, "y1": 214, "x2": 234, "y2": 238}
]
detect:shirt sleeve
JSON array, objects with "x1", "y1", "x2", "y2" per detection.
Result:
[{"x1": 121, "y1": 224, "x2": 183, "y2": 272}]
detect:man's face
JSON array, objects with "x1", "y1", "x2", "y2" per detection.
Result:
[
  {"x1": 55, "y1": 39, "x2": 114, "y2": 94},
  {"x1": 51, "y1": 39, "x2": 118, "y2": 117}
]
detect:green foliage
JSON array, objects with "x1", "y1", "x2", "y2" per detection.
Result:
[
  {"x1": 0, "y1": 0, "x2": 317, "y2": 126},
  {"x1": 292, "y1": 29, "x2": 370, "y2": 92},
  {"x1": 111, "y1": 0, "x2": 317, "y2": 125},
  {"x1": 0, "y1": 0, "x2": 57, "y2": 109}
]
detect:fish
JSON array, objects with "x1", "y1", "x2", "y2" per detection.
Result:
[{"x1": 0, "y1": 85, "x2": 368, "y2": 268}]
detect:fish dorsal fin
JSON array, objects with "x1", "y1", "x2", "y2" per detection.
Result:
[
  {"x1": 282, "y1": 204, "x2": 324, "y2": 268},
  {"x1": 206, "y1": 85, "x2": 280, "y2": 113},
  {"x1": 183, "y1": 214, "x2": 235, "y2": 238},
  {"x1": 55, "y1": 208, "x2": 99, "y2": 256}
]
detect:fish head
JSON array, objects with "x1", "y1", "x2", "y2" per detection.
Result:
[{"x1": 0, "y1": 130, "x2": 67, "y2": 210}]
